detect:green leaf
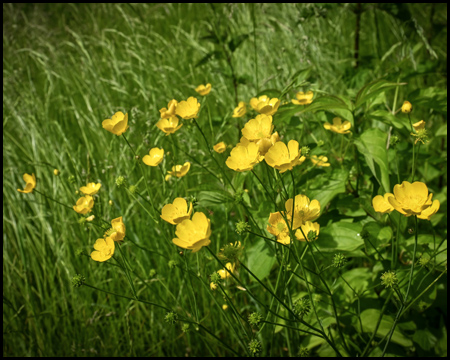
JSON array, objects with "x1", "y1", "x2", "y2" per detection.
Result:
[
  {"x1": 354, "y1": 128, "x2": 390, "y2": 193},
  {"x1": 306, "y1": 168, "x2": 349, "y2": 208},
  {"x1": 246, "y1": 239, "x2": 276, "y2": 282},
  {"x1": 228, "y1": 33, "x2": 249, "y2": 53},
  {"x1": 359, "y1": 309, "x2": 413, "y2": 347},
  {"x1": 195, "y1": 51, "x2": 223, "y2": 67},
  {"x1": 316, "y1": 221, "x2": 364, "y2": 253},
  {"x1": 355, "y1": 79, "x2": 406, "y2": 109},
  {"x1": 368, "y1": 109, "x2": 409, "y2": 130},
  {"x1": 196, "y1": 190, "x2": 233, "y2": 208}
]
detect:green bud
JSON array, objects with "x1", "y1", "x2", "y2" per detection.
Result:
[
  {"x1": 390, "y1": 135, "x2": 400, "y2": 148},
  {"x1": 317, "y1": 140, "x2": 324, "y2": 147},
  {"x1": 72, "y1": 274, "x2": 85, "y2": 288},
  {"x1": 128, "y1": 185, "x2": 137, "y2": 194},
  {"x1": 164, "y1": 311, "x2": 178, "y2": 325},
  {"x1": 236, "y1": 221, "x2": 251, "y2": 235},
  {"x1": 298, "y1": 347, "x2": 309, "y2": 357},
  {"x1": 248, "y1": 312, "x2": 263, "y2": 328},
  {"x1": 307, "y1": 230, "x2": 318, "y2": 242},
  {"x1": 188, "y1": 195, "x2": 198, "y2": 206},
  {"x1": 300, "y1": 146, "x2": 310, "y2": 156},
  {"x1": 210, "y1": 272, "x2": 221, "y2": 284},
  {"x1": 78, "y1": 217, "x2": 87, "y2": 225},
  {"x1": 115, "y1": 176, "x2": 126, "y2": 187},
  {"x1": 293, "y1": 297, "x2": 311, "y2": 318},
  {"x1": 380, "y1": 270, "x2": 398, "y2": 289},
  {"x1": 149, "y1": 269, "x2": 157, "y2": 277},
  {"x1": 248, "y1": 339, "x2": 262, "y2": 356},
  {"x1": 332, "y1": 253, "x2": 347, "y2": 268},
  {"x1": 168, "y1": 260, "x2": 178, "y2": 269},
  {"x1": 68, "y1": 175, "x2": 76, "y2": 184},
  {"x1": 181, "y1": 323, "x2": 190, "y2": 332}
]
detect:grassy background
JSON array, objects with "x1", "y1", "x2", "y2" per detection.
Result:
[{"x1": 3, "y1": 3, "x2": 447, "y2": 357}]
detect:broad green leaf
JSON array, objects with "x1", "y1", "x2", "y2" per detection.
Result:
[
  {"x1": 197, "y1": 190, "x2": 233, "y2": 208},
  {"x1": 414, "y1": 329, "x2": 438, "y2": 351},
  {"x1": 355, "y1": 79, "x2": 406, "y2": 109},
  {"x1": 306, "y1": 168, "x2": 349, "y2": 208},
  {"x1": 368, "y1": 109, "x2": 409, "y2": 130},
  {"x1": 359, "y1": 309, "x2": 413, "y2": 347},
  {"x1": 316, "y1": 221, "x2": 364, "y2": 253},
  {"x1": 435, "y1": 124, "x2": 447, "y2": 137},
  {"x1": 354, "y1": 128, "x2": 390, "y2": 193},
  {"x1": 245, "y1": 238, "x2": 276, "y2": 282}
]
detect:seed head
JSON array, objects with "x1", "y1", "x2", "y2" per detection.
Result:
[
  {"x1": 293, "y1": 297, "x2": 311, "y2": 318},
  {"x1": 115, "y1": 176, "x2": 126, "y2": 187},
  {"x1": 72, "y1": 274, "x2": 85, "y2": 288},
  {"x1": 248, "y1": 312, "x2": 263, "y2": 327},
  {"x1": 380, "y1": 271, "x2": 398, "y2": 288},
  {"x1": 332, "y1": 253, "x2": 347, "y2": 268},
  {"x1": 164, "y1": 311, "x2": 178, "y2": 325},
  {"x1": 248, "y1": 339, "x2": 262, "y2": 356},
  {"x1": 236, "y1": 221, "x2": 251, "y2": 235}
]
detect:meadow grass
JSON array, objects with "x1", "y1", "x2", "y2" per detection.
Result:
[{"x1": 3, "y1": 3, "x2": 447, "y2": 357}]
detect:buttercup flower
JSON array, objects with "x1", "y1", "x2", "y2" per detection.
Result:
[
  {"x1": 102, "y1": 111, "x2": 129, "y2": 136},
  {"x1": 264, "y1": 140, "x2": 305, "y2": 173},
  {"x1": 195, "y1": 83, "x2": 211, "y2": 96},
  {"x1": 156, "y1": 116, "x2": 183, "y2": 135},
  {"x1": 217, "y1": 262, "x2": 236, "y2": 279},
  {"x1": 143, "y1": 147, "x2": 164, "y2": 166},
  {"x1": 53, "y1": 169, "x2": 60, "y2": 176},
  {"x1": 79, "y1": 182, "x2": 102, "y2": 196},
  {"x1": 213, "y1": 142, "x2": 227, "y2": 153},
  {"x1": 241, "y1": 114, "x2": 280, "y2": 155},
  {"x1": 86, "y1": 215, "x2": 95, "y2": 222},
  {"x1": 226, "y1": 142, "x2": 263, "y2": 172},
  {"x1": 267, "y1": 211, "x2": 291, "y2": 245},
  {"x1": 168, "y1": 162, "x2": 191, "y2": 178},
  {"x1": 73, "y1": 195, "x2": 94, "y2": 214},
  {"x1": 310, "y1": 155, "x2": 331, "y2": 167},
  {"x1": 106, "y1": 216, "x2": 126, "y2": 241},
  {"x1": 176, "y1": 97, "x2": 201, "y2": 119},
  {"x1": 295, "y1": 221, "x2": 320, "y2": 241},
  {"x1": 91, "y1": 237, "x2": 115, "y2": 262},
  {"x1": 285, "y1": 195, "x2": 321, "y2": 229},
  {"x1": 159, "y1": 99, "x2": 178, "y2": 119},
  {"x1": 172, "y1": 212, "x2": 211, "y2": 252},
  {"x1": 412, "y1": 120, "x2": 425, "y2": 132},
  {"x1": 292, "y1": 91, "x2": 314, "y2": 105},
  {"x1": 324, "y1": 117, "x2": 352, "y2": 134},
  {"x1": 372, "y1": 194, "x2": 395, "y2": 214},
  {"x1": 401, "y1": 101, "x2": 412, "y2": 113},
  {"x1": 386, "y1": 181, "x2": 440, "y2": 220},
  {"x1": 250, "y1": 95, "x2": 280, "y2": 116},
  {"x1": 161, "y1": 197, "x2": 193, "y2": 225},
  {"x1": 17, "y1": 173, "x2": 36, "y2": 194},
  {"x1": 232, "y1": 101, "x2": 247, "y2": 118}
]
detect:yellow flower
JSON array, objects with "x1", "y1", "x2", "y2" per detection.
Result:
[
  {"x1": 168, "y1": 162, "x2": 191, "y2": 178},
  {"x1": 264, "y1": 140, "x2": 305, "y2": 173},
  {"x1": 267, "y1": 211, "x2": 291, "y2": 245},
  {"x1": 159, "y1": 99, "x2": 178, "y2": 119},
  {"x1": 285, "y1": 195, "x2": 321, "y2": 229},
  {"x1": 401, "y1": 101, "x2": 412, "y2": 113},
  {"x1": 324, "y1": 117, "x2": 352, "y2": 134},
  {"x1": 292, "y1": 91, "x2": 314, "y2": 105},
  {"x1": 295, "y1": 221, "x2": 320, "y2": 241},
  {"x1": 102, "y1": 111, "x2": 129, "y2": 136},
  {"x1": 86, "y1": 215, "x2": 95, "y2": 222},
  {"x1": 241, "y1": 114, "x2": 280, "y2": 155},
  {"x1": 232, "y1": 101, "x2": 247, "y2": 118},
  {"x1": 213, "y1": 142, "x2": 227, "y2": 153},
  {"x1": 108, "y1": 216, "x2": 126, "y2": 241},
  {"x1": 250, "y1": 95, "x2": 280, "y2": 116},
  {"x1": 222, "y1": 304, "x2": 229, "y2": 311},
  {"x1": 195, "y1": 83, "x2": 211, "y2": 96},
  {"x1": 17, "y1": 173, "x2": 36, "y2": 194},
  {"x1": 161, "y1": 197, "x2": 193, "y2": 225},
  {"x1": 143, "y1": 147, "x2": 164, "y2": 166},
  {"x1": 387, "y1": 181, "x2": 440, "y2": 219},
  {"x1": 372, "y1": 194, "x2": 395, "y2": 214},
  {"x1": 310, "y1": 155, "x2": 330, "y2": 167},
  {"x1": 217, "y1": 262, "x2": 236, "y2": 279},
  {"x1": 53, "y1": 169, "x2": 60, "y2": 176},
  {"x1": 412, "y1": 120, "x2": 425, "y2": 132},
  {"x1": 79, "y1": 182, "x2": 102, "y2": 196},
  {"x1": 165, "y1": 174, "x2": 172, "y2": 181},
  {"x1": 73, "y1": 195, "x2": 94, "y2": 214},
  {"x1": 176, "y1": 97, "x2": 201, "y2": 119},
  {"x1": 156, "y1": 116, "x2": 183, "y2": 135},
  {"x1": 226, "y1": 142, "x2": 264, "y2": 172},
  {"x1": 91, "y1": 237, "x2": 115, "y2": 262},
  {"x1": 210, "y1": 282, "x2": 218, "y2": 290},
  {"x1": 172, "y1": 212, "x2": 211, "y2": 252}
]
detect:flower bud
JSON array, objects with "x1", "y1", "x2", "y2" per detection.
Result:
[
  {"x1": 300, "y1": 146, "x2": 310, "y2": 156},
  {"x1": 128, "y1": 185, "x2": 137, "y2": 194},
  {"x1": 54, "y1": 169, "x2": 60, "y2": 176},
  {"x1": 68, "y1": 175, "x2": 76, "y2": 184},
  {"x1": 168, "y1": 260, "x2": 178, "y2": 269},
  {"x1": 72, "y1": 274, "x2": 85, "y2": 288},
  {"x1": 115, "y1": 176, "x2": 126, "y2": 187},
  {"x1": 109, "y1": 200, "x2": 114, "y2": 206},
  {"x1": 390, "y1": 135, "x2": 400, "y2": 148},
  {"x1": 401, "y1": 101, "x2": 412, "y2": 113}
]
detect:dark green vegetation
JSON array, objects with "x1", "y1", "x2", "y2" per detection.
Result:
[{"x1": 3, "y1": 3, "x2": 447, "y2": 357}]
